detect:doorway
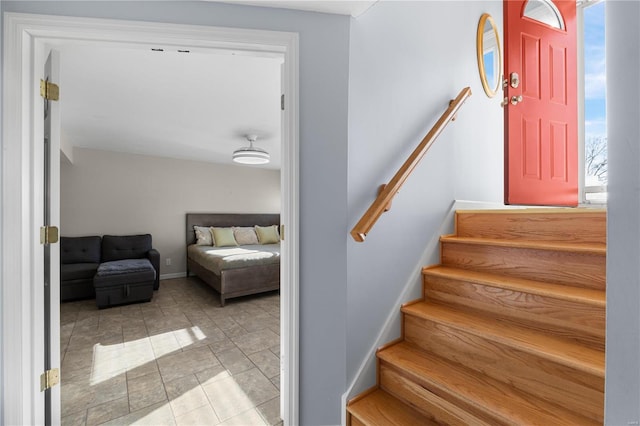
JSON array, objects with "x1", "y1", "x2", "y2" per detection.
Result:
[
  {"x1": 2, "y1": 13, "x2": 299, "y2": 425},
  {"x1": 504, "y1": 0, "x2": 578, "y2": 206},
  {"x1": 580, "y1": 0, "x2": 607, "y2": 204}
]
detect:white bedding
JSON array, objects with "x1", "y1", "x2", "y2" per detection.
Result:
[{"x1": 187, "y1": 243, "x2": 280, "y2": 275}]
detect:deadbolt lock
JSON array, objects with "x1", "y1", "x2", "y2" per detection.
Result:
[{"x1": 510, "y1": 72, "x2": 520, "y2": 89}]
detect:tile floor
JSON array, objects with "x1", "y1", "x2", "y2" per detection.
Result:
[{"x1": 60, "y1": 277, "x2": 282, "y2": 426}]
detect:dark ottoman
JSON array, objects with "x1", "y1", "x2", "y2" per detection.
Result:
[{"x1": 94, "y1": 259, "x2": 155, "y2": 308}]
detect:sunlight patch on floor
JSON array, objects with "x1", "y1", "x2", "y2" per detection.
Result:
[{"x1": 90, "y1": 326, "x2": 206, "y2": 385}]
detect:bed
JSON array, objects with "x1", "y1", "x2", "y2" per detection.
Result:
[{"x1": 186, "y1": 213, "x2": 280, "y2": 306}]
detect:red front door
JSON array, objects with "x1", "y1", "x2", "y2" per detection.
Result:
[{"x1": 504, "y1": 0, "x2": 578, "y2": 206}]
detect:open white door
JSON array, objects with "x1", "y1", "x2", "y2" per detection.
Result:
[{"x1": 41, "y1": 48, "x2": 62, "y2": 425}]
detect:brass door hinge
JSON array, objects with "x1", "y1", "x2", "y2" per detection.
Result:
[
  {"x1": 280, "y1": 224, "x2": 285, "y2": 241},
  {"x1": 40, "y1": 226, "x2": 59, "y2": 244},
  {"x1": 40, "y1": 368, "x2": 59, "y2": 391},
  {"x1": 40, "y1": 79, "x2": 59, "y2": 101},
  {"x1": 281, "y1": 94, "x2": 285, "y2": 111}
]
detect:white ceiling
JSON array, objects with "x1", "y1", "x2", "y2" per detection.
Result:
[
  {"x1": 215, "y1": 1, "x2": 378, "y2": 17},
  {"x1": 59, "y1": 44, "x2": 283, "y2": 169},
  {"x1": 57, "y1": 1, "x2": 378, "y2": 170}
]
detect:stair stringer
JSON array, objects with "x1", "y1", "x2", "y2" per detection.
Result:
[{"x1": 342, "y1": 201, "x2": 516, "y2": 425}]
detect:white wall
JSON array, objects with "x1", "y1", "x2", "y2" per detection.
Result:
[
  {"x1": 605, "y1": 1, "x2": 640, "y2": 423},
  {"x1": 60, "y1": 148, "x2": 280, "y2": 277},
  {"x1": 346, "y1": 0, "x2": 503, "y2": 393},
  {"x1": 1, "y1": 2, "x2": 350, "y2": 424}
]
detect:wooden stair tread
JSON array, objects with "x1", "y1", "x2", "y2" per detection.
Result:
[
  {"x1": 423, "y1": 265, "x2": 606, "y2": 307},
  {"x1": 440, "y1": 235, "x2": 606, "y2": 254},
  {"x1": 347, "y1": 388, "x2": 436, "y2": 426},
  {"x1": 379, "y1": 342, "x2": 599, "y2": 425},
  {"x1": 402, "y1": 301, "x2": 604, "y2": 377}
]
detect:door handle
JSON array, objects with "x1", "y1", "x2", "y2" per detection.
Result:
[
  {"x1": 510, "y1": 95, "x2": 523, "y2": 105},
  {"x1": 501, "y1": 95, "x2": 523, "y2": 107}
]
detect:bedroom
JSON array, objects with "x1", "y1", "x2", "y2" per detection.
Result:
[{"x1": 57, "y1": 42, "x2": 284, "y2": 424}]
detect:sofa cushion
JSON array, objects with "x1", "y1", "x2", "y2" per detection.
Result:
[
  {"x1": 60, "y1": 236, "x2": 101, "y2": 264},
  {"x1": 61, "y1": 262, "x2": 100, "y2": 281},
  {"x1": 102, "y1": 234, "x2": 152, "y2": 262}
]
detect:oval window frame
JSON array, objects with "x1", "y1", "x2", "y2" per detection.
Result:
[{"x1": 476, "y1": 13, "x2": 503, "y2": 98}]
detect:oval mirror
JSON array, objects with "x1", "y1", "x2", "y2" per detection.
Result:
[{"x1": 476, "y1": 13, "x2": 502, "y2": 98}]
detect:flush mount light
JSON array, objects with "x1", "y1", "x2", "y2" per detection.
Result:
[{"x1": 232, "y1": 134, "x2": 270, "y2": 165}]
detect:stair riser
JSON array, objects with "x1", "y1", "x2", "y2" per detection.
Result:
[
  {"x1": 455, "y1": 211, "x2": 606, "y2": 244},
  {"x1": 404, "y1": 315, "x2": 604, "y2": 421},
  {"x1": 379, "y1": 363, "x2": 498, "y2": 426},
  {"x1": 423, "y1": 274, "x2": 605, "y2": 350},
  {"x1": 441, "y1": 242, "x2": 606, "y2": 290}
]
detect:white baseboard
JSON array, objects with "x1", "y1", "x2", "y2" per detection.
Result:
[
  {"x1": 160, "y1": 272, "x2": 187, "y2": 280},
  {"x1": 452, "y1": 199, "x2": 509, "y2": 210}
]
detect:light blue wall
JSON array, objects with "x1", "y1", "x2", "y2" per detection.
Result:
[
  {"x1": 7, "y1": 1, "x2": 634, "y2": 423},
  {"x1": 605, "y1": 1, "x2": 640, "y2": 423},
  {"x1": 346, "y1": 0, "x2": 503, "y2": 388},
  {"x1": 1, "y1": 2, "x2": 349, "y2": 424}
]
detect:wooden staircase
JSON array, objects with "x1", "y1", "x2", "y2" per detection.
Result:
[{"x1": 347, "y1": 209, "x2": 606, "y2": 425}]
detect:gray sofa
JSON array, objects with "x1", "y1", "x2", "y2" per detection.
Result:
[
  {"x1": 60, "y1": 234, "x2": 160, "y2": 306},
  {"x1": 60, "y1": 236, "x2": 102, "y2": 301}
]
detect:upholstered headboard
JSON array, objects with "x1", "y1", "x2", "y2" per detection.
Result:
[{"x1": 185, "y1": 213, "x2": 280, "y2": 246}]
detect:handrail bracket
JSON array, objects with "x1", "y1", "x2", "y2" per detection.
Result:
[{"x1": 378, "y1": 184, "x2": 393, "y2": 212}]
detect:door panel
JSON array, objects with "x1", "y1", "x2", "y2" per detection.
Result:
[
  {"x1": 43, "y1": 49, "x2": 62, "y2": 425},
  {"x1": 505, "y1": 0, "x2": 577, "y2": 206}
]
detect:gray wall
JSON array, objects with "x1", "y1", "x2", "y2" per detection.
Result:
[
  {"x1": 346, "y1": 0, "x2": 503, "y2": 388},
  {"x1": 60, "y1": 148, "x2": 280, "y2": 277},
  {"x1": 605, "y1": 1, "x2": 640, "y2": 423},
  {"x1": 1, "y1": 1, "x2": 350, "y2": 424}
]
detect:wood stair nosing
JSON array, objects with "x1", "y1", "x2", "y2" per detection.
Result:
[
  {"x1": 440, "y1": 235, "x2": 606, "y2": 254},
  {"x1": 440, "y1": 238, "x2": 606, "y2": 290},
  {"x1": 401, "y1": 301, "x2": 605, "y2": 378},
  {"x1": 347, "y1": 388, "x2": 437, "y2": 426},
  {"x1": 378, "y1": 342, "x2": 599, "y2": 426},
  {"x1": 421, "y1": 266, "x2": 606, "y2": 348}
]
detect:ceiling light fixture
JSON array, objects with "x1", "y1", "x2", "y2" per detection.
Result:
[{"x1": 232, "y1": 134, "x2": 270, "y2": 165}]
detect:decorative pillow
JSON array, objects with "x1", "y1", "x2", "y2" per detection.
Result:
[
  {"x1": 194, "y1": 226, "x2": 213, "y2": 245},
  {"x1": 233, "y1": 227, "x2": 259, "y2": 245},
  {"x1": 211, "y1": 227, "x2": 238, "y2": 247},
  {"x1": 255, "y1": 225, "x2": 280, "y2": 244}
]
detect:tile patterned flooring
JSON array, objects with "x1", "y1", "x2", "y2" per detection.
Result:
[{"x1": 60, "y1": 277, "x2": 282, "y2": 426}]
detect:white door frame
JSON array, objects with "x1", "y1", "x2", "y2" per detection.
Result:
[{"x1": 1, "y1": 12, "x2": 299, "y2": 425}]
